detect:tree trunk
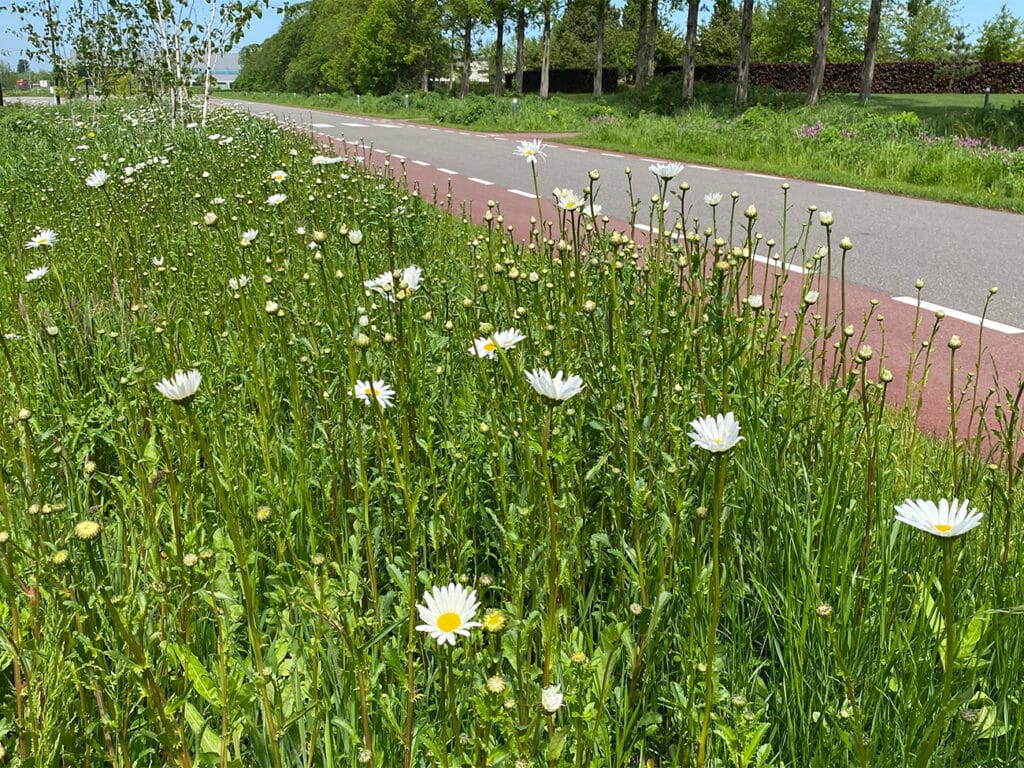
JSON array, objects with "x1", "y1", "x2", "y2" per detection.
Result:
[
  {"x1": 806, "y1": 0, "x2": 832, "y2": 105},
  {"x1": 494, "y1": 8, "x2": 505, "y2": 96},
  {"x1": 681, "y1": 0, "x2": 699, "y2": 101},
  {"x1": 734, "y1": 0, "x2": 753, "y2": 108},
  {"x1": 645, "y1": 0, "x2": 658, "y2": 80},
  {"x1": 421, "y1": 69, "x2": 429, "y2": 92},
  {"x1": 515, "y1": 6, "x2": 526, "y2": 93},
  {"x1": 635, "y1": 0, "x2": 649, "y2": 94},
  {"x1": 859, "y1": 0, "x2": 882, "y2": 102},
  {"x1": 539, "y1": 5, "x2": 551, "y2": 98},
  {"x1": 594, "y1": 0, "x2": 605, "y2": 96},
  {"x1": 459, "y1": 20, "x2": 472, "y2": 98}
]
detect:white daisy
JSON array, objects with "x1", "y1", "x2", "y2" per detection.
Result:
[
  {"x1": 266, "y1": 193, "x2": 287, "y2": 206},
  {"x1": 415, "y1": 582, "x2": 481, "y2": 646},
  {"x1": 470, "y1": 328, "x2": 526, "y2": 358},
  {"x1": 228, "y1": 275, "x2": 252, "y2": 291},
  {"x1": 25, "y1": 229, "x2": 57, "y2": 249},
  {"x1": 85, "y1": 169, "x2": 109, "y2": 188},
  {"x1": 25, "y1": 266, "x2": 49, "y2": 282},
  {"x1": 155, "y1": 369, "x2": 202, "y2": 403},
  {"x1": 688, "y1": 412, "x2": 744, "y2": 453},
  {"x1": 400, "y1": 264, "x2": 422, "y2": 292},
  {"x1": 514, "y1": 139, "x2": 547, "y2": 164},
  {"x1": 270, "y1": 169, "x2": 287, "y2": 183},
  {"x1": 553, "y1": 187, "x2": 583, "y2": 212},
  {"x1": 541, "y1": 684, "x2": 564, "y2": 713},
  {"x1": 894, "y1": 498, "x2": 983, "y2": 538},
  {"x1": 704, "y1": 192, "x2": 722, "y2": 206},
  {"x1": 649, "y1": 162, "x2": 685, "y2": 180},
  {"x1": 364, "y1": 271, "x2": 395, "y2": 298},
  {"x1": 241, "y1": 228, "x2": 258, "y2": 245},
  {"x1": 352, "y1": 379, "x2": 395, "y2": 409},
  {"x1": 524, "y1": 368, "x2": 585, "y2": 404}
]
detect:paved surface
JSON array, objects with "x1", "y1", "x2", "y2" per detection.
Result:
[{"x1": 221, "y1": 99, "x2": 1024, "y2": 332}]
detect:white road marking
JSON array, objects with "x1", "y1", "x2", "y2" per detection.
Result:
[
  {"x1": 389, "y1": 154, "x2": 406, "y2": 159},
  {"x1": 568, "y1": 148, "x2": 589, "y2": 153},
  {"x1": 508, "y1": 189, "x2": 536, "y2": 198},
  {"x1": 753, "y1": 254, "x2": 804, "y2": 274},
  {"x1": 746, "y1": 172, "x2": 784, "y2": 180},
  {"x1": 891, "y1": 298, "x2": 1023, "y2": 335},
  {"x1": 310, "y1": 122, "x2": 334, "y2": 128},
  {"x1": 459, "y1": 132, "x2": 474, "y2": 136},
  {"x1": 493, "y1": 137, "x2": 508, "y2": 141},
  {"x1": 817, "y1": 183, "x2": 864, "y2": 192},
  {"x1": 437, "y1": 168, "x2": 458, "y2": 175},
  {"x1": 412, "y1": 160, "x2": 431, "y2": 166},
  {"x1": 634, "y1": 223, "x2": 652, "y2": 232},
  {"x1": 341, "y1": 122, "x2": 368, "y2": 127},
  {"x1": 687, "y1": 164, "x2": 720, "y2": 171},
  {"x1": 376, "y1": 123, "x2": 401, "y2": 129},
  {"x1": 469, "y1": 177, "x2": 494, "y2": 185},
  {"x1": 601, "y1": 152, "x2": 625, "y2": 158},
  {"x1": 640, "y1": 158, "x2": 658, "y2": 163}
]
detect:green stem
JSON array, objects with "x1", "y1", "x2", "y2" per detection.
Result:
[{"x1": 696, "y1": 453, "x2": 729, "y2": 768}]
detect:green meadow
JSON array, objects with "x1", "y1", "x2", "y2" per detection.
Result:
[{"x1": 0, "y1": 100, "x2": 1022, "y2": 767}]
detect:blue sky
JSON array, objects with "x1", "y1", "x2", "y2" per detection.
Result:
[{"x1": 0, "y1": 1, "x2": 1012, "y2": 71}]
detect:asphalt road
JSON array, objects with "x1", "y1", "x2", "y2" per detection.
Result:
[{"x1": 222, "y1": 98, "x2": 1024, "y2": 333}]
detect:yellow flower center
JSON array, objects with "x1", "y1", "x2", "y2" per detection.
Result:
[
  {"x1": 934, "y1": 524, "x2": 952, "y2": 533},
  {"x1": 484, "y1": 341, "x2": 497, "y2": 351},
  {"x1": 365, "y1": 387, "x2": 378, "y2": 397},
  {"x1": 437, "y1": 612, "x2": 461, "y2": 632}
]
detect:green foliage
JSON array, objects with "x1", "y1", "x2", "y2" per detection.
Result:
[
  {"x1": 893, "y1": 0, "x2": 958, "y2": 60},
  {"x1": 753, "y1": 0, "x2": 868, "y2": 63},
  {"x1": 975, "y1": 4, "x2": 1024, "y2": 62}
]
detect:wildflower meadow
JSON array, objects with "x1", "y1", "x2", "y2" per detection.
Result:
[{"x1": 0, "y1": 101, "x2": 1022, "y2": 767}]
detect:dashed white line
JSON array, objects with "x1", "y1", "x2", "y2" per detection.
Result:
[
  {"x1": 376, "y1": 124, "x2": 401, "y2": 129},
  {"x1": 469, "y1": 177, "x2": 494, "y2": 185},
  {"x1": 508, "y1": 189, "x2": 536, "y2": 198},
  {"x1": 437, "y1": 168, "x2": 458, "y2": 175},
  {"x1": 412, "y1": 160, "x2": 430, "y2": 166},
  {"x1": 687, "y1": 164, "x2": 720, "y2": 171},
  {"x1": 341, "y1": 122, "x2": 368, "y2": 127},
  {"x1": 753, "y1": 254, "x2": 804, "y2": 274},
  {"x1": 601, "y1": 152, "x2": 625, "y2": 158},
  {"x1": 310, "y1": 122, "x2": 334, "y2": 128},
  {"x1": 458, "y1": 131, "x2": 474, "y2": 136},
  {"x1": 640, "y1": 158, "x2": 658, "y2": 163},
  {"x1": 389, "y1": 153, "x2": 406, "y2": 159},
  {"x1": 568, "y1": 148, "x2": 589, "y2": 153},
  {"x1": 493, "y1": 137, "x2": 508, "y2": 141},
  {"x1": 746, "y1": 172, "x2": 784, "y2": 180},
  {"x1": 817, "y1": 183, "x2": 864, "y2": 192},
  {"x1": 891, "y1": 298, "x2": 1023, "y2": 335}
]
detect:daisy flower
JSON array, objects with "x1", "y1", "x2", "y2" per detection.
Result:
[
  {"x1": 266, "y1": 193, "x2": 287, "y2": 206},
  {"x1": 240, "y1": 228, "x2": 258, "y2": 245},
  {"x1": 270, "y1": 169, "x2": 287, "y2": 183},
  {"x1": 894, "y1": 498, "x2": 983, "y2": 538},
  {"x1": 352, "y1": 379, "x2": 395, "y2": 409},
  {"x1": 400, "y1": 264, "x2": 422, "y2": 292},
  {"x1": 470, "y1": 328, "x2": 526, "y2": 358},
  {"x1": 541, "y1": 684, "x2": 564, "y2": 713},
  {"x1": 25, "y1": 266, "x2": 49, "y2": 282},
  {"x1": 25, "y1": 229, "x2": 57, "y2": 249},
  {"x1": 228, "y1": 275, "x2": 252, "y2": 291},
  {"x1": 415, "y1": 582, "x2": 481, "y2": 646},
  {"x1": 553, "y1": 187, "x2": 583, "y2": 212},
  {"x1": 524, "y1": 368, "x2": 585, "y2": 404},
  {"x1": 688, "y1": 412, "x2": 744, "y2": 453},
  {"x1": 364, "y1": 271, "x2": 395, "y2": 298},
  {"x1": 649, "y1": 162, "x2": 685, "y2": 180},
  {"x1": 155, "y1": 369, "x2": 202, "y2": 403},
  {"x1": 514, "y1": 139, "x2": 547, "y2": 164},
  {"x1": 704, "y1": 192, "x2": 722, "y2": 206},
  {"x1": 85, "y1": 169, "x2": 109, "y2": 188}
]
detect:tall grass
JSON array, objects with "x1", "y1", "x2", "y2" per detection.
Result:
[{"x1": 0, "y1": 100, "x2": 1021, "y2": 767}]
